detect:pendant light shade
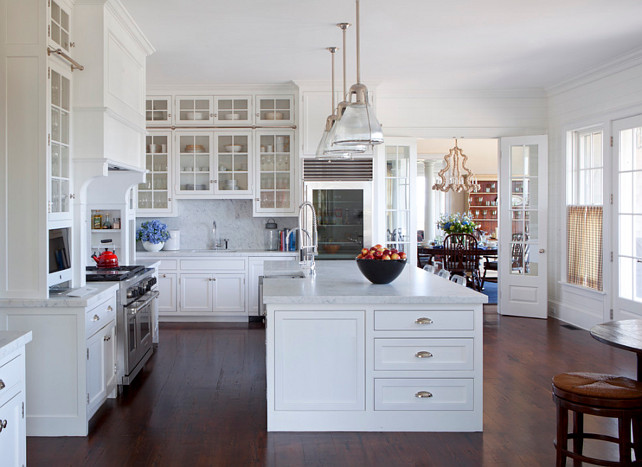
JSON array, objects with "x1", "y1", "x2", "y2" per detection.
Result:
[{"x1": 329, "y1": 0, "x2": 383, "y2": 148}]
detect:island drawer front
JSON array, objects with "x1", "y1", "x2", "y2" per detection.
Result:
[
  {"x1": 374, "y1": 378, "x2": 474, "y2": 411},
  {"x1": 159, "y1": 259, "x2": 178, "y2": 270},
  {"x1": 86, "y1": 295, "x2": 117, "y2": 337},
  {"x1": 180, "y1": 258, "x2": 245, "y2": 271},
  {"x1": 0, "y1": 352, "x2": 23, "y2": 397},
  {"x1": 374, "y1": 310, "x2": 474, "y2": 331},
  {"x1": 374, "y1": 338, "x2": 473, "y2": 371}
]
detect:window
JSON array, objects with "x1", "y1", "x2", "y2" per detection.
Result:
[{"x1": 566, "y1": 128, "x2": 604, "y2": 290}]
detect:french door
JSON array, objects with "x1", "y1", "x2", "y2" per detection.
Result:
[
  {"x1": 613, "y1": 114, "x2": 642, "y2": 319},
  {"x1": 499, "y1": 136, "x2": 548, "y2": 318}
]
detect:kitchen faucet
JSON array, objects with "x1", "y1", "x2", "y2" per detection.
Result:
[{"x1": 286, "y1": 201, "x2": 318, "y2": 276}]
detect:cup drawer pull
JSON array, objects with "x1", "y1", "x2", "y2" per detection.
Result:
[
  {"x1": 415, "y1": 391, "x2": 433, "y2": 398},
  {"x1": 415, "y1": 351, "x2": 433, "y2": 359},
  {"x1": 415, "y1": 317, "x2": 433, "y2": 325}
]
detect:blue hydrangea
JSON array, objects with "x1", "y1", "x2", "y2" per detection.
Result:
[
  {"x1": 437, "y1": 212, "x2": 477, "y2": 234},
  {"x1": 137, "y1": 220, "x2": 170, "y2": 244}
]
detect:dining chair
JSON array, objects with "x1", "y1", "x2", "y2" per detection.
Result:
[
  {"x1": 437, "y1": 269, "x2": 450, "y2": 279},
  {"x1": 481, "y1": 256, "x2": 497, "y2": 289},
  {"x1": 450, "y1": 274, "x2": 466, "y2": 286},
  {"x1": 423, "y1": 264, "x2": 436, "y2": 274},
  {"x1": 442, "y1": 233, "x2": 482, "y2": 291}
]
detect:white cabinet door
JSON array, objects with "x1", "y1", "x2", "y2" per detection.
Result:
[
  {"x1": 274, "y1": 310, "x2": 365, "y2": 411},
  {"x1": 213, "y1": 130, "x2": 253, "y2": 196},
  {"x1": 180, "y1": 273, "x2": 214, "y2": 312},
  {"x1": 214, "y1": 96, "x2": 252, "y2": 125},
  {"x1": 212, "y1": 274, "x2": 245, "y2": 314},
  {"x1": 254, "y1": 130, "x2": 297, "y2": 216},
  {"x1": 158, "y1": 272, "x2": 177, "y2": 312},
  {"x1": 0, "y1": 390, "x2": 24, "y2": 467},
  {"x1": 175, "y1": 96, "x2": 214, "y2": 125},
  {"x1": 255, "y1": 95, "x2": 294, "y2": 125},
  {"x1": 146, "y1": 96, "x2": 172, "y2": 125},
  {"x1": 86, "y1": 328, "x2": 106, "y2": 417},
  {"x1": 138, "y1": 131, "x2": 176, "y2": 216},
  {"x1": 103, "y1": 322, "x2": 117, "y2": 397},
  {"x1": 175, "y1": 132, "x2": 215, "y2": 197}
]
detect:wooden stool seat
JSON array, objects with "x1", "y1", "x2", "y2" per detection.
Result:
[{"x1": 552, "y1": 372, "x2": 642, "y2": 466}]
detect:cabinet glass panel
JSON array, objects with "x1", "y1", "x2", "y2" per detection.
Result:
[
  {"x1": 50, "y1": 69, "x2": 71, "y2": 215},
  {"x1": 314, "y1": 189, "x2": 365, "y2": 259},
  {"x1": 138, "y1": 134, "x2": 170, "y2": 209},
  {"x1": 385, "y1": 145, "x2": 411, "y2": 253},
  {"x1": 509, "y1": 144, "x2": 539, "y2": 276},
  {"x1": 217, "y1": 134, "x2": 249, "y2": 191},
  {"x1": 50, "y1": 0, "x2": 71, "y2": 51},
  {"x1": 178, "y1": 98, "x2": 211, "y2": 122},
  {"x1": 259, "y1": 134, "x2": 292, "y2": 209},
  {"x1": 179, "y1": 134, "x2": 211, "y2": 192},
  {"x1": 216, "y1": 97, "x2": 250, "y2": 123},
  {"x1": 146, "y1": 97, "x2": 171, "y2": 123},
  {"x1": 258, "y1": 97, "x2": 292, "y2": 122}
]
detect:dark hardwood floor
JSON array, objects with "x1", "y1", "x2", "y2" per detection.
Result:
[{"x1": 27, "y1": 313, "x2": 638, "y2": 466}]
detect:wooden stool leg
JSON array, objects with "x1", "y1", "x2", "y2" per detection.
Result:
[
  {"x1": 556, "y1": 402, "x2": 568, "y2": 467},
  {"x1": 572, "y1": 411, "x2": 583, "y2": 467},
  {"x1": 619, "y1": 413, "x2": 632, "y2": 464}
]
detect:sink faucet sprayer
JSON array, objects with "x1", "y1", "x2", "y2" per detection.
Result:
[
  {"x1": 286, "y1": 201, "x2": 318, "y2": 276},
  {"x1": 211, "y1": 220, "x2": 228, "y2": 250}
]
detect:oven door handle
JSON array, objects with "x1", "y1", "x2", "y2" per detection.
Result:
[{"x1": 126, "y1": 290, "x2": 159, "y2": 315}]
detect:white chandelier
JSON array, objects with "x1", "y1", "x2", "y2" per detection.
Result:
[{"x1": 432, "y1": 139, "x2": 481, "y2": 193}]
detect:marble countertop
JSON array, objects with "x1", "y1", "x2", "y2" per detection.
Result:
[
  {"x1": 0, "y1": 282, "x2": 118, "y2": 308},
  {"x1": 137, "y1": 249, "x2": 298, "y2": 257},
  {"x1": 0, "y1": 331, "x2": 32, "y2": 361},
  {"x1": 263, "y1": 260, "x2": 488, "y2": 305}
]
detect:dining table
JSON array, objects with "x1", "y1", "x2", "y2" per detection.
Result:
[
  {"x1": 417, "y1": 244, "x2": 498, "y2": 266},
  {"x1": 590, "y1": 319, "x2": 642, "y2": 382}
]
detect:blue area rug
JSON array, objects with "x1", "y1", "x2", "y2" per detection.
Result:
[{"x1": 481, "y1": 281, "x2": 497, "y2": 304}]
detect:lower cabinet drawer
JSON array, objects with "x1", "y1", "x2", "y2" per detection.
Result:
[
  {"x1": 86, "y1": 295, "x2": 117, "y2": 337},
  {"x1": 374, "y1": 378, "x2": 474, "y2": 411},
  {"x1": 0, "y1": 353, "x2": 24, "y2": 398},
  {"x1": 374, "y1": 338, "x2": 473, "y2": 371},
  {"x1": 374, "y1": 309, "x2": 474, "y2": 331}
]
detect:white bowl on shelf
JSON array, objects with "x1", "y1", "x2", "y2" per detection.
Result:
[
  {"x1": 264, "y1": 111, "x2": 283, "y2": 120},
  {"x1": 225, "y1": 144, "x2": 242, "y2": 152},
  {"x1": 224, "y1": 113, "x2": 241, "y2": 120}
]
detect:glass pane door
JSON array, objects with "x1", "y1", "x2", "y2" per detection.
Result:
[
  {"x1": 615, "y1": 117, "x2": 642, "y2": 315},
  {"x1": 385, "y1": 145, "x2": 411, "y2": 254},
  {"x1": 178, "y1": 134, "x2": 212, "y2": 194},
  {"x1": 139, "y1": 134, "x2": 170, "y2": 210},
  {"x1": 50, "y1": 68, "x2": 71, "y2": 218},
  {"x1": 216, "y1": 132, "x2": 250, "y2": 193},
  {"x1": 313, "y1": 188, "x2": 365, "y2": 260},
  {"x1": 257, "y1": 133, "x2": 293, "y2": 211}
]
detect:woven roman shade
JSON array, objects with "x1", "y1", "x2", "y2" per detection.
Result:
[{"x1": 567, "y1": 206, "x2": 603, "y2": 290}]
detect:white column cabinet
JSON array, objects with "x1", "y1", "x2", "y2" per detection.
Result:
[{"x1": 254, "y1": 130, "x2": 297, "y2": 216}]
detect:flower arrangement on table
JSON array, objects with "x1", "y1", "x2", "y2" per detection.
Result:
[
  {"x1": 437, "y1": 212, "x2": 477, "y2": 235},
  {"x1": 137, "y1": 220, "x2": 170, "y2": 252}
]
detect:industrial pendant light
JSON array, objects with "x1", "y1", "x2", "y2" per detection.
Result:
[
  {"x1": 328, "y1": 0, "x2": 383, "y2": 147},
  {"x1": 317, "y1": 25, "x2": 366, "y2": 158}
]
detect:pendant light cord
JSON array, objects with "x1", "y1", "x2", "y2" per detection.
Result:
[
  {"x1": 329, "y1": 47, "x2": 337, "y2": 112},
  {"x1": 355, "y1": 0, "x2": 361, "y2": 84}
]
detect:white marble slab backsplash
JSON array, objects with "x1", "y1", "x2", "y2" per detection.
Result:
[{"x1": 137, "y1": 199, "x2": 297, "y2": 250}]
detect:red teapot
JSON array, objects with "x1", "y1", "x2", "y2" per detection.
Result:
[{"x1": 92, "y1": 239, "x2": 119, "y2": 268}]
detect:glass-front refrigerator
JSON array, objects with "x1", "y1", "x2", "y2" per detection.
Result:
[{"x1": 304, "y1": 181, "x2": 372, "y2": 260}]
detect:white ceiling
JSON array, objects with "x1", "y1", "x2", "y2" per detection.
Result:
[{"x1": 125, "y1": 0, "x2": 642, "y2": 90}]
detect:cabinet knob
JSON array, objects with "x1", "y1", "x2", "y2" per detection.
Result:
[
  {"x1": 415, "y1": 351, "x2": 433, "y2": 359},
  {"x1": 0, "y1": 379, "x2": 5, "y2": 390},
  {"x1": 415, "y1": 391, "x2": 433, "y2": 399},
  {"x1": 0, "y1": 419, "x2": 6, "y2": 432},
  {"x1": 161, "y1": 273, "x2": 166, "y2": 278},
  {"x1": 256, "y1": 112, "x2": 260, "y2": 117},
  {"x1": 255, "y1": 198, "x2": 260, "y2": 202},
  {"x1": 104, "y1": 335, "x2": 111, "y2": 342},
  {"x1": 415, "y1": 317, "x2": 433, "y2": 325},
  {"x1": 93, "y1": 314, "x2": 100, "y2": 321},
  {"x1": 539, "y1": 248, "x2": 545, "y2": 254},
  {"x1": 210, "y1": 113, "x2": 214, "y2": 118},
  {"x1": 107, "y1": 306, "x2": 113, "y2": 312}
]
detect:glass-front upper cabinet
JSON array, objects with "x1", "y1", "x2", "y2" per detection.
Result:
[
  {"x1": 214, "y1": 131, "x2": 252, "y2": 196},
  {"x1": 175, "y1": 96, "x2": 214, "y2": 125},
  {"x1": 214, "y1": 96, "x2": 252, "y2": 125},
  {"x1": 175, "y1": 132, "x2": 214, "y2": 197},
  {"x1": 255, "y1": 95, "x2": 294, "y2": 125},
  {"x1": 254, "y1": 130, "x2": 296, "y2": 215},
  {"x1": 49, "y1": 64, "x2": 72, "y2": 221},
  {"x1": 138, "y1": 132, "x2": 176, "y2": 216},
  {"x1": 145, "y1": 96, "x2": 172, "y2": 125},
  {"x1": 49, "y1": 0, "x2": 72, "y2": 53}
]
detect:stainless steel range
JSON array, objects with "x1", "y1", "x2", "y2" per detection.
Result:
[{"x1": 86, "y1": 265, "x2": 158, "y2": 385}]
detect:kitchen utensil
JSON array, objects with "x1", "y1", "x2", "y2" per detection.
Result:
[{"x1": 91, "y1": 239, "x2": 119, "y2": 268}]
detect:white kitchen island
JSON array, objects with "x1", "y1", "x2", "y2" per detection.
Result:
[{"x1": 263, "y1": 260, "x2": 487, "y2": 432}]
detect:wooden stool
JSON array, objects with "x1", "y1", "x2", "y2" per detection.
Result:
[{"x1": 552, "y1": 372, "x2": 642, "y2": 466}]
